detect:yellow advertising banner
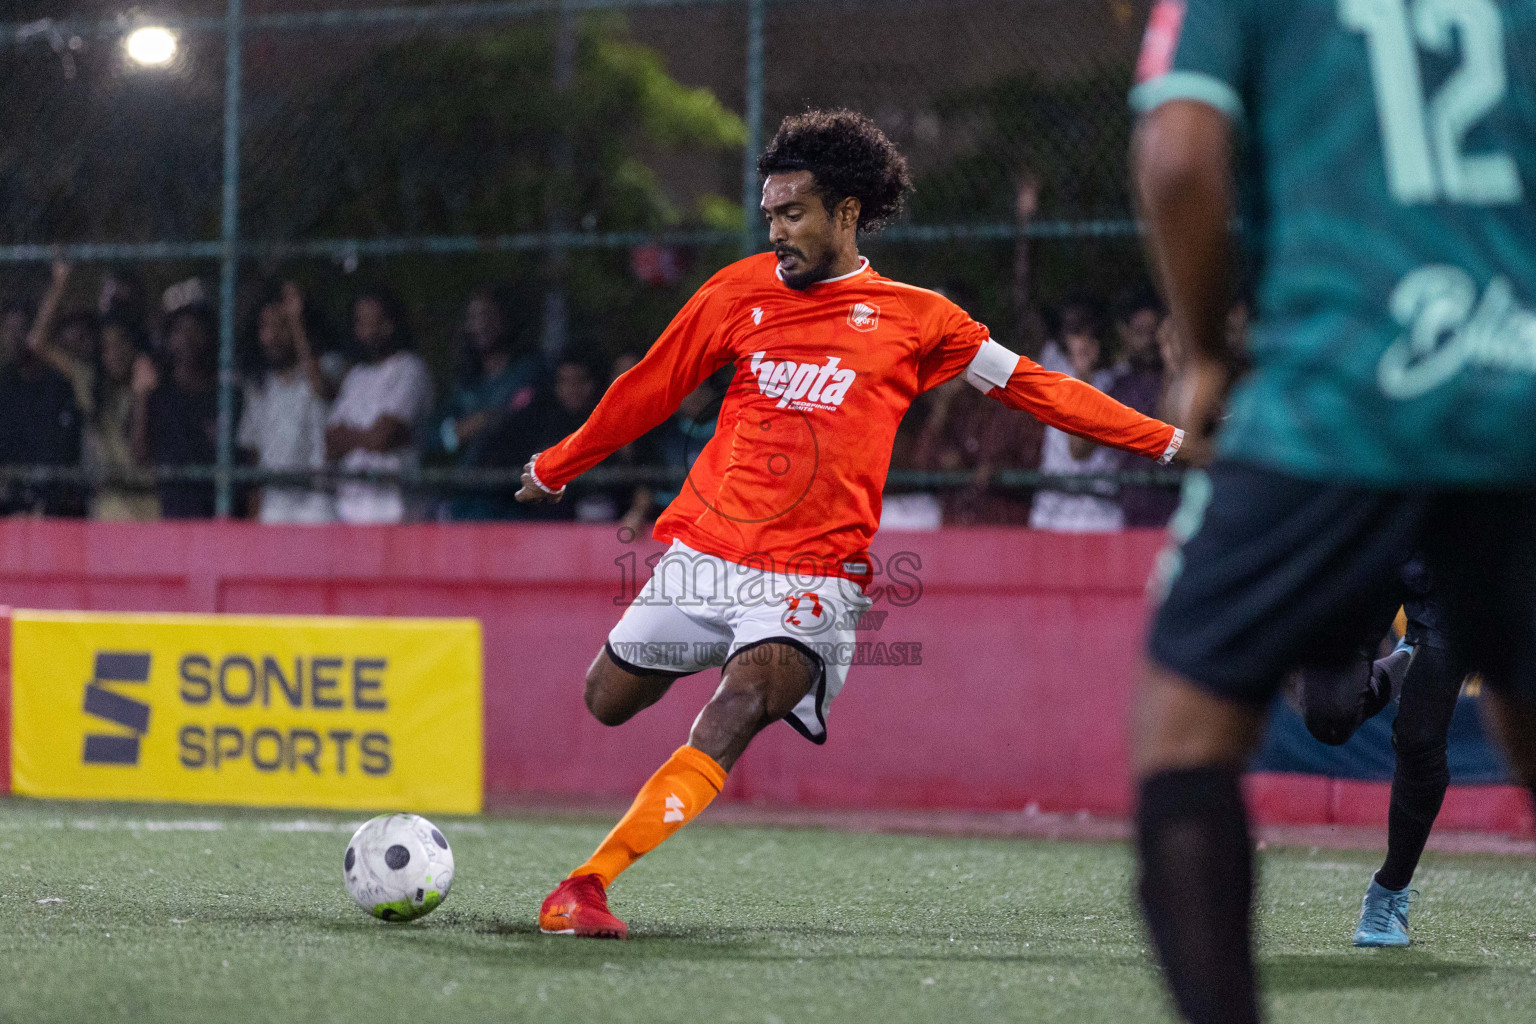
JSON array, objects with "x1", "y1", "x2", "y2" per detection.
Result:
[{"x1": 10, "y1": 610, "x2": 482, "y2": 814}]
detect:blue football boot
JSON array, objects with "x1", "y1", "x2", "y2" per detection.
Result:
[{"x1": 1353, "y1": 878, "x2": 1414, "y2": 947}]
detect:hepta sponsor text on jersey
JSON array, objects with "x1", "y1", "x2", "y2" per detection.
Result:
[{"x1": 749, "y1": 352, "x2": 858, "y2": 410}]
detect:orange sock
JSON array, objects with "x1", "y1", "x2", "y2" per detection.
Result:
[{"x1": 571, "y1": 745, "x2": 728, "y2": 888}]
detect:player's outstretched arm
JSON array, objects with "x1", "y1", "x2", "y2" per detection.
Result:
[
  {"x1": 515, "y1": 279, "x2": 734, "y2": 503},
  {"x1": 987, "y1": 352, "x2": 1184, "y2": 464},
  {"x1": 916, "y1": 300, "x2": 1183, "y2": 466}
]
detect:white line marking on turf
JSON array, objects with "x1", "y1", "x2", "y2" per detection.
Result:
[
  {"x1": 5, "y1": 819, "x2": 230, "y2": 832},
  {"x1": 6, "y1": 813, "x2": 486, "y2": 836},
  {"x1": 264, "y1": 821, "x2": 359, "y2": 833}
]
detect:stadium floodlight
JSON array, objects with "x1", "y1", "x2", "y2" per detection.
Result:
[{"x1": 125, "y1": 26, "x2": 178, "y2": 67}]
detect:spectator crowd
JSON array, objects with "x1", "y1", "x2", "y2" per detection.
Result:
[{"x1": 0, "y1": 261, "x2": 1218, "y2": 532}]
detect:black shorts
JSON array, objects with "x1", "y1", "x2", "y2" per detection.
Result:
[{"x1": 1148, "y1": 461, "x2": 1536, "y2": 705}]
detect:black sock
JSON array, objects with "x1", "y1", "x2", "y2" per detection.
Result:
[
  {"x1": 1374, "y1": 742, "x2": 1449, "y2": 891},
  {"x1": 1375, "y1": 645, "x2": 1460, "y2": 892},
  {"x1": 1136, "y1": 766, "x2": 1260, "y2": 1024}
]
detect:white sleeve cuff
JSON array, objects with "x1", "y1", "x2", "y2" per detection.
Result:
[
  {"x1": 1158, "y1": 428, "x2": 1185, "y2": 465},
  {"x1": 963, "y1": 338, "x2": 1021, "y2": 394},
  {"x1": 527, "y1": 454, "x2": 565, "y2": 496}
]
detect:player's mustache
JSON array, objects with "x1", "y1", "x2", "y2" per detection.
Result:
[{"x1": 774, "y1": 246, "x2": 805, "y2": 261}]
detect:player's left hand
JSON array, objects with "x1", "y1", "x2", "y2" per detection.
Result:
[
  {"x1": 1166, "y1": 357, "x2": 1229, "y2": 467},
  {"x1": 515, "y1": 457, "x2": 564, "y2": 503}
]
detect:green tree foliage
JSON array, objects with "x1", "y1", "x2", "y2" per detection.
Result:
[
  {"x1": 243, "y1": 14, "x2": 746, "y2": 240},
  {"x1": 233, "y1": 14, "x2": 747, "y2": 369}
]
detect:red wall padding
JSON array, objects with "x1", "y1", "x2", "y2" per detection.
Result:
[{"x1": 0, "y1": 519, "x2": 1527, "y2": 835}]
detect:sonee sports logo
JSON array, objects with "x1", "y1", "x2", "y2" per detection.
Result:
[{"x1": 82, "y1": 651, "x2": 153, "y2": 766}]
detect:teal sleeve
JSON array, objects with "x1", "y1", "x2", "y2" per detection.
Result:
[{"x1": 1130, "y1": 0, "x2": 1251, "y2": 120}]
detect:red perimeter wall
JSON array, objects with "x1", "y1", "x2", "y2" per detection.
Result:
[{"x1": 0, "y1": 519, "x2": 1527, "y2": 835}]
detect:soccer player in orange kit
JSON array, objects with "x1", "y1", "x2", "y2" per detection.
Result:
[{"x1": 519, "y1": 109, "x2": 1186, "y2": 938}]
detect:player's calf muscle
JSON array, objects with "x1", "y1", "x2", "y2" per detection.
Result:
[{"x1": 690, "y1": 645, "x2": 815, "y2": 770}]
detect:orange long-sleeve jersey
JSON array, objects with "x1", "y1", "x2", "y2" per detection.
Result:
[{"x1": 533, "y1": 253, "x2": 1181, "y2": 580}]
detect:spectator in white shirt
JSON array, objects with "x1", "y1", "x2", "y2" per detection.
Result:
[
  {"x1": 326, "y1": 287, "x2": 432, "y2": 524},
  {"x1": 239, "y1": 282, "x2": 342, "y2": 523},
  {"x1": 1029, "y1": 302, "x2": 1125, "y2": 532}
]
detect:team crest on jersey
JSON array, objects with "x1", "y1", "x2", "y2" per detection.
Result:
[
  {"x1": 749, "y1": 351, "x2": 857, "y2": 411},
  {"x1": 847, "y1": 301, "x2": 880, "y2": 333}
]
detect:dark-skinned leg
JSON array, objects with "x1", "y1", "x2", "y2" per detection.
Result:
[
  {"x1": 1133, "y1": 660, "x2": 1268, "y2": 1024},
  {"x1": 583, "y1": 647, "x2": 680, "y2": 726},
  {"x1": 1374, "y1": 644, "x2": 1464, "y2": 891},
  {"x1": 689, "y1": 641, "x2": 817, "y2": 771},
  {"x1": 1483, "y1": 690, "x2": 1536, "y2": 804},
  {"x1": 1426, "y1": 494, "x2": 1536, "y2": 812},
  {"x1": 568, "y1": 641, "x2": 818, "y2": 885}
]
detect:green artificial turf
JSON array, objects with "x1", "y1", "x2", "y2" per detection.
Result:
[{"x1": 1, "y1": 799, "x2": 1533, "y2": 1023}]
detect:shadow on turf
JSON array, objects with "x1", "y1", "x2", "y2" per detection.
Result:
[
  {"x1": 310, "y1": 913, "x2": 1159, "y2": 972},
  {"x1": 1263, "y1": 953, "x2": 1486, "y2": 993}
]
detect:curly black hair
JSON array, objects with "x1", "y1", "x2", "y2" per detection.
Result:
[{"x1": 757, "y1": 109, "x2": 913, "y2": 233}]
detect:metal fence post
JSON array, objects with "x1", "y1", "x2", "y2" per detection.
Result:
[
  {"x1": 740, "y1": 0, "x2": 765, "y2": 258},
  {"x1": 215, "y1": 0, "x2": 244, "y2": 518},
  {"x1": 541, "y1": 0, "x2": 577, "y2": 360}
]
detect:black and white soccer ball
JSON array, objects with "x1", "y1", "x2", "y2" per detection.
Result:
[{"x1": 343, "y1": 813, "x2": 455, "y2": 922}]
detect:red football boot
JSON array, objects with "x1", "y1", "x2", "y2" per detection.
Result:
[{"x1": 539, "y1": 873, "x2": 628, "y2": 939}]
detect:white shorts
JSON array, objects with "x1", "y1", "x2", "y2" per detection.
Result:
[{"x1": 606, "y1": 542, "x2": 874, "y2": 743}]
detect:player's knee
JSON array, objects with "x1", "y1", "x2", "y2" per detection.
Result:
[
  {"x1": 584, "y1": 686, "x2": 630, "y2": 727},
  {"x1": 1302, "y1": 706, "x2": 1357, "y2": 747},
  {"x1": 1296, "y1": 664, "x2": 1366, "y2": 746},
  {"x1": 584, "y1": 659, "x2": 635, "y2": 727}
]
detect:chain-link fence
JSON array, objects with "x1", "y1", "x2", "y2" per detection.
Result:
[{"x1": 0, "y1": 0, "x2": 1173, "y2": 523}]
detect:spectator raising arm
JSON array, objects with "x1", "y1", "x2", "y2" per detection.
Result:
[
  {"x1": 283, "y1": 282, "x2": 338, "y2": 403},
  {"x1": 129, "y1": 352, "x2": 159, "y2": 469},
  {"x1": 25, "y1": 261, "x2": 77, "y2": 382}
]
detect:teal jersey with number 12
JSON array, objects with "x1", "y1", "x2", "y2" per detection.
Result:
[{"x1": 1133, "y1": 0, "x2": 1536, "y2": 485}]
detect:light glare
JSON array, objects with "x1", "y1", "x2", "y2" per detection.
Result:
[{"x1": 125, "y1": 26, "x2": 178, "y2": 67}]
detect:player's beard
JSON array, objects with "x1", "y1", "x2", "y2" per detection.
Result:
[{"x1": 775, "y1": 244, "x2": 836, "y2": 290}]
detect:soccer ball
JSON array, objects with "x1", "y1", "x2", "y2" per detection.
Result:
[{"x1": 343, "y1": 813, "x2": 455, "y2": 922}]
